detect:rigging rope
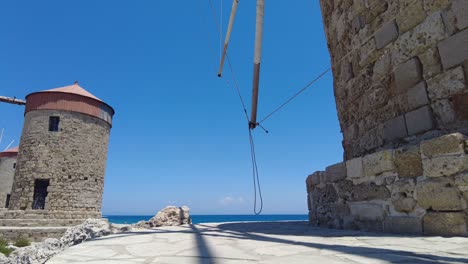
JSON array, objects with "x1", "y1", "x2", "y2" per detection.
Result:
[{"x1": 258, "y1": 67, "x2": 331, "y2": 125}]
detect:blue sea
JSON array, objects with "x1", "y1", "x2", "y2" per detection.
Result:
[{"x1": 104, "y1": 214, "x2": 308, "y2": 224}]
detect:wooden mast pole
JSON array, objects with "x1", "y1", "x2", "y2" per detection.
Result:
[
  {"x1": 249, "y1": 0, "x2": 264, "y2": 129},
  {"x1": 218, "y1": 0, "x2": 239, "y2": 77},
  {"x1": 0, "y1": 96, "x2": 26, "y2": 106}
]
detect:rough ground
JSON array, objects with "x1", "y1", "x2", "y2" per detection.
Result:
[{"x1": 46, "y1": 221, "x2": 468, "y2": 264}]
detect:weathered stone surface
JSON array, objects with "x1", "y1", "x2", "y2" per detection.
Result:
[
  {"x1": 373, "y1": 52, "x2": 392, "y2": 81},
  {"x1": 375, "y1": 20, "x2": 399, "y2": 49},
  {"x1": 423, "y1": 154, "x2": 468, "y2": 178},
  {"x1": 407, "y1": 82, "x2": 429, "y2": 111},
  {"x1": 359, "y1": 38, "x2": 377, "y2": 66},
  {"x1": 336, "y1": 181, "x2": 390, "y2": 202},
  {"x1": 394, "y1": 58, "x2": 422, "y2": 93},
  {"x1": 464, "y1": 191, "x2": 468, "y2": 202},
  {"x1": 384, "y1": 216, "x2": 423, "y2": 235},
  {"x1": 396, "y1": 1, "x2": 426, "y2": 33},
  {"x1": 423, "y1": 0, "x2": 451, "y2": 13},
  {"x1": 392, "y1": 12, "x2": 447, "y2": 65},
  {"x1": 346, "y1": 157, "x2": 363, "y2": 179},
  {"x1": 9, "y1": 110, "x2": 111, "y2": 213},
  {"x1": 363, "y1": 150, "x2": 394, "y2": 177},
  {"x1": 455, "y1": 172, "x2": 468, "y2": 186},
  {"x1": 395, "y1": 146, "x2": 423, "y2": 178},
  {"x1": 419, "y1": 48, "x2": 442, "y2": 79},
  {"x1": 431, "y1": 99, "x2": 456, "y2": 126},
  {"x1": 383, "y1": 116, "x2": 407, "y2": 141},
  {"x1": 438, "y1": 29, "x2": 468, "y2": 69},
  {"x1": 424, "y1": 212, "x2": 467, "y2": 236},
  {"x1": 421, "y1": 133, "x2": 466, "y2": 158},
  {"x1": 453, "y1": 93, "x2": 468, "y2": 120},
  {"x1": 355, "y1": 220, "x2": 384, "y2": 233},
  {"x1": 427, "y1": 66, "x2": 466, "y2": 101},
  {"x1": 135, "y1": 206, "x2": 191, "y2": 229},
  {"x1": 391, "y1": 179, "x2": 417, "y2": 213},
  {"x1": 405, "y1": 106, "x2": 434, "y2": 135},
  {"x1": 306, "y1": 171, "x2": 321, "y2": 189},
  {"x1": 349, "y1": 202, "x2": 386, "y2": 221},
  {"x1": 325, "y1": 162, "x2": 346, "y2": 183},
  {"x1": 453, "y1": 0, "x2": 468, "y2": 31},
  {"x1": 416, "y1": 178, "x2": 463, "y2": 210}
]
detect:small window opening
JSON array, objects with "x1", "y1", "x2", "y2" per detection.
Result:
[
  {"x1": 5, "y1": 194, "x2": 11, "y2": 208},
  {"x1": 13, "y1": 163, "x2": 16, "y2": 169},
  {"x1": 84, "y1": 177, "x2": 88, "y2": 180},
  {"x1": 49, "y1": 116, "x2": 60, "y2": 132}
]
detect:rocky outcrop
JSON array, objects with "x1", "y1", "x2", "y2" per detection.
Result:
[
  {"x1": 1, "y1": 219, "x2": 112, "y2": 264},
  {"x1": 135, "y1": 206, "x2": 191, "y2": 229}
]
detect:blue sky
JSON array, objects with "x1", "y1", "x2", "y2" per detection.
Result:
[{"x1": 0, "y1": 0, "x2": 342, "y2": 215}]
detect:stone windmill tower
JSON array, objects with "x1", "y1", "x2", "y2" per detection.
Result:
[{"x1": 6, "y1": 82, "x2": 114, "y2": 221}]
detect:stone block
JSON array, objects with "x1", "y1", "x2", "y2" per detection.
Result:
[
  {"x1": 407, "y1": 82, "x2": 429, "y2": 111},
  {"x1": 421, "y1": 133, "x2": 466, "y2": 158},
  {"x1": 423, "y1": 0, "x2": 451, "y2": 13},
  {"x1": 395, "y1": 146, "x2": 423, "y2": 178},
  {"x1": 338, "y1": 181, "x2": 390, "y2": 202},
  {"x1": 325, "y1": 162, "x2": 347, "y2": 183},
  {"x1": 391, "y1": 179, "x2": 417, "y2": 213},
  {"x1": 416, "y1": 178, "x2": 463, "y2": 210},
  {"x1": 453, "y1": 93, "x2": 468, "y2": 120},
  {"x1": 463, "y1": 191, "x2": 468, "y2": 202},
  {"x1": 427, "y1": 66, "x2": 466, "y2": 101},
  {"x1": 349, "y1": 202, "x2": 386, "y2": 221},
  {"x1": 375, "y1": 20, "x2": 399, "y2": 49},
  {"x1": 394, "y1": 58, "x2": 422, "y2": 93},
  {"x1": 431, "y1": 99, "x2": 456, "y2": 126},
  {"x1": 359, "y1": 38, "x2": 378, "y2": 66},
  {"x1": 419, "y1": 48, "x2": 442, "y2": 79},
  {"x1": 423, "y1": 212, "x2": 467, "y2": 236},
  {"x1": 307, "y1": 171, "x2": 322, "y2": 186},
  {"x1": 405, "y1": 106, "x2": 434, "y2": 135},
  {"x1": 373, "y1": 52, "x2": 392, "y2": 82},
  {"x1": 455, "y1": 172, "x2": 468, "y2": 186},
  {"x1": 383, "y1": 116, "x2": 407, "y2": 141},
  {"x1": 453, "y1": 0, "x2": 468, "y2": 30},
  {"x1": 396, "y1": 1, "x2": 426, "y2": 33},
  {"x1": 346, "y1": 157, "x2": 363, "y2": 179},
  {"x1": 363, "y1": 150, "x2": 395, "y2": 177},
  {"x1": 438, "y1": 28, "x2": 468, "y2": 69},
  {"x1": 384, "y1": 217, "x2": 423, "y2": 235},
  {"x1": 392, "y1": 12, "x2": 447, "y2": 65},
  {"x1": 423, "y1": 155, "x2": 468, "y2": 177},
  {"x1": 352, "y1": 15, "x2": 365, "y2": 33},
  {"x1": 356, "y1": 220, "x2": 384, "y2": 233}
]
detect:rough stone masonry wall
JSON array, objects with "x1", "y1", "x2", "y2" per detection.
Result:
[
  {"x1": 8, "y1": 110, "x2": 110, "y2": 218},
  {"x1": 320, "y1": 0, "x2": 468, "y2": 160},
  {"x1": 306, "y1": 133, "x2": 468, "y2": 236},
  {"x1": 0, "y1": 156, "x2": 16, "y2": 208}
]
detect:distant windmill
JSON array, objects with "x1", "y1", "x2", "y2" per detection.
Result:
[{"x1": 0, "y1": 128, "x2": 15, "y2": 151}]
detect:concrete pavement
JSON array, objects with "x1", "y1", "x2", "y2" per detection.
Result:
[{"x1": 48, "y1": 221, "x2": 468, "y2": 263}]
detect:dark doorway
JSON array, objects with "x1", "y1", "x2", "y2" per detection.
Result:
[
  {"x1": 5, "y1": 194, "x2": 10, "y2": 208},
  {"x1": 32, "y1": 179, "x2": 49, "y2": 210}
]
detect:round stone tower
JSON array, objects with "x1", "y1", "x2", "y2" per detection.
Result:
[
  {"x1": 0, "y1": 147, "x2": 18, "y2": 209},
  {"x1": 320, "y1": 0, "x2": 468, "y2": 160},
  {"x1": 8, "y1": 83, "x2": 114, "y2": 219}
]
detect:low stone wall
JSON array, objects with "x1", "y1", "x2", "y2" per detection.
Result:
[{"x1": 306, "y1": 133, "x2": 468, "y2": 236}]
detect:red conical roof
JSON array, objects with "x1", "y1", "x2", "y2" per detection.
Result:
[
  {"x1": 43, "y1": 83, "x2": 103, "y2": 102},
  {"x1": 0, "y1": 146, "x2": 18, "y2": 158}
]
